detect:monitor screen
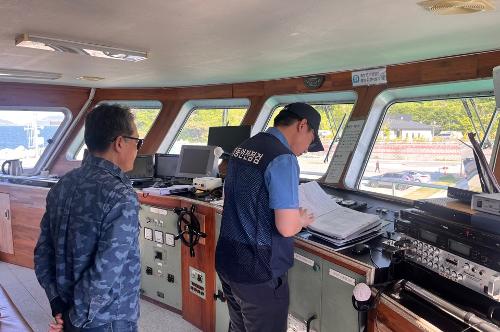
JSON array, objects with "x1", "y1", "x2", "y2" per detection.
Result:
[
  {"x1": 155, "y1": 154, "x2": 179, "y2": 178},
  {"x1": 176, "y1": 145, "x2": 217, "y2": 178},
  {"x1": 207, "y1": 125, "x2": 251, "y2": 155},
  {"x1": 126, "y1": 154, "x2": 154, "y2": 179}
]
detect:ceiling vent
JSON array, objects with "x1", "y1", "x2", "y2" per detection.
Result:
[{"x1": 418, "y1": 0, "x2": 495, "y2": 14}]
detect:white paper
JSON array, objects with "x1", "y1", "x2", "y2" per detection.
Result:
[
  {"x1": 143, "y1": 185, "x2": 195, "y2": 196},
  {"x1": 299, "y1": 181, "x2": 381, "y2": 240},
  {"x1": 325, "y1": 120, "x2": 365, "y2": 183},
  {"x1": 299, "y1": 181, "x2": 339, "y2": 217},
  {"x1": 309, "y1": 208, "x2": 380, "y2": 239},
  {"x1": 154, "y1": 230, "x2": 164, "y2": 243},
  {"x1": 165, "y1": 233, "x2": 175, "y2": 247},
  {"x1": 328, "y1": 269, "x2": 356, "y2": 286},
  {"x1": 144, "y1": 227, "x2": 153, "y2": 241},
  {"x1": 293, "y1": 253, "x2": 315, "y2": 267}
]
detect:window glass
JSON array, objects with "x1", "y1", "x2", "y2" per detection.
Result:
[
  {"x1": 169, "y1": 107, "x2": 247, "y2": 154},
  {"x1": 0, "y1": 109, "x2": 67, "y2": 171},
  {"x1": 360, "y1": 96, "x2": 497, "y2": 199},
  {"x1": 74, "y1": 101, "x2": 161, "y2": 160},
  {"x1": 265, "y1": 103, "x2": 354, "y2": 179}
]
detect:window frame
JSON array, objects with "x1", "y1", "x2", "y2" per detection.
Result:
[
  {"x1": 157, "y1": 98, "x2": 250, "y2": 154},
  {"x1": 253, "y1": 92, "x2": 357, "y2": 135},
  {"x1": 253, "y1": 92, "x2": 358, "y2": 179},
  {"x1": 344, "y1": 79, "x2": 495, "y2": 194},
  {"x1": 66, "y1": 100, "x2": 163, "y2": 160},
  {"x1": 0, "y1": 106, "x2": 72, "y2": 175}
]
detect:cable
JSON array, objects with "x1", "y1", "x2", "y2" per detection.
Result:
[
  {"x1": 459, "y1": 321, "x2": 481, "y2": 332},
  {"x1": 369, "y1": 248, "x2": 379, "y2": 269},
  {"x1": 488, "y1": 305, "x2": 500, "y2": 326}
]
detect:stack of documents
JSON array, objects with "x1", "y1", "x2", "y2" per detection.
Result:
[
  {"x1": 299, "y1": 182, "x2": 387, "y2": 249},
  {"x1": 142, "y1": 185, "x2": 195, "y2": 196}
]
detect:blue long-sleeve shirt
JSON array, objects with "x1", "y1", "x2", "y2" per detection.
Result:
[{"x1": 34, "y1": 155, "x2": 140, "y2": 328}]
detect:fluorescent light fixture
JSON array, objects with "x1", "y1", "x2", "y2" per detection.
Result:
[
  {"x1": 76, "y1": 76, "x2": 105, "y2": 81},
  {"x1": 0, "y1": 68, "x2": 62, "y2": 80},
  {"x1": 15, "y1": 33, "x2": 148, "y2": 62}
]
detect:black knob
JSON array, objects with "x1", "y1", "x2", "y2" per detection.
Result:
[{"x1": 214, "y1": 290, "x2": 226, "y2": 302}]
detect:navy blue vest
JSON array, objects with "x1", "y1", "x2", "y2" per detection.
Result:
[{"x1": 215, "y1": 132, "x2": 295, "y2": 283}]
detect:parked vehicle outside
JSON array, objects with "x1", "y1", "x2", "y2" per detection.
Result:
[
  {"x1": 405, "y1": 171, "x2": 431, "y2": 183},
  {"x1": 366, "y1": 172, "x2": 412, "y2": 190}
]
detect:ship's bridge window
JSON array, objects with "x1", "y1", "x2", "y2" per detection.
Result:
[
  {"x1": 359, "y1": 95, "x2": 497, "y2": 200},
  {"x1": 258, "y1": 92, "x2": 356, "y2": 179},
  {"x1": 163, "y1": 99, "x2": 250, "y2": 154},
  {"x1": 265, "y1": 104, "x2": 354, "y2": 179},
  {"x1": 0, "y1": 107, "x2": 70, "y2": 174},
  {"x1": 70, "y1": 100, "x2": 161, "y2": 160}
]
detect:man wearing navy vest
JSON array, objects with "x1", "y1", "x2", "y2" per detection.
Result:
[{"x1": 215, "y1": 102, "x2": 324, "y2": 332}]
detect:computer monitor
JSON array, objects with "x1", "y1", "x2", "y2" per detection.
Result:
[
  {"x1": 207, "y1": 125, "x2": 251, "y2": 155},
  {"x1": 154, "y1": 154, "x2": 179, "y2": 179},
  {"x1": 176, "y1": 145, "x2": 218, "y2": 178},
  {"x1": 126, "y1": 154, "x2": 154, "y2": 179}
]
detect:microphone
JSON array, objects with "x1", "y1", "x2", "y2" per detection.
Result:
[
  {"x1": 352, "y1": 283, "x2": 373, "y2": 312},
  {"x1": 353, "y1": 283, "x2": 372, "y2": 302},
  {"x1": 214, "y1": 146, "x2": 224, "y2": 159}
]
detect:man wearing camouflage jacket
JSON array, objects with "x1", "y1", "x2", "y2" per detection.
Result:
[{"x1": 34, "y1": 103, "x2": 142, "y2": 332}]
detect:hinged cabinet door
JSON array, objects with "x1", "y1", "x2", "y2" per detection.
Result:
[
  {"x1": 321, "y1": 261, "x2": 366, "y2": 332},
  {"x1": 289, "y1": 248, "x2": 323, "y2": 331},
  {"x1": 215, "y1": 212, "x2": 231, "y2": 332},
  {"x1": 0, "y1": 192, "x2": 13, "y2": 254}
]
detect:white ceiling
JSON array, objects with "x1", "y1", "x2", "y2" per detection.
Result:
[{"x1": 0, "y1": 0, "x2": 499, "y2": 88}]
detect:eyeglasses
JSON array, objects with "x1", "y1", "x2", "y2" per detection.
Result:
[{"x1": 112, "y1": 135, "x2": 144, "y2": 150}]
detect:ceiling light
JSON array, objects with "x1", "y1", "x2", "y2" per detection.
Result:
[
  {"x1": 15, "y1": 33, "x2": 148, "y2": 62},
  {"x1": 418, "y1": 0, "x2": 495, "y2": 14},
  {"x1": 76, "y1": 76, "x2": 105, "y2": 81},
  {"x1": 0, "y1": 68, "x2": 62, "y2": 80}
]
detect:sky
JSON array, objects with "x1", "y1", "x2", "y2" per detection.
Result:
[{"x1": 0, "y1": 110, "x2": 64, "y2": 125}]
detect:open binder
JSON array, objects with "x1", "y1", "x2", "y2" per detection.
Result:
[{"x1": 299, "y1": 182, "x2": 385, "y2": 247}]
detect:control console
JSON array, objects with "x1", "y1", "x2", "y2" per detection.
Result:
[{"x1": 401, "y1": 236, "x2": 500, "y2": 301}]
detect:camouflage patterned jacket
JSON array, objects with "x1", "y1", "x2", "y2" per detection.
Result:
[{"x1": 34, "y1": 155, "x2": 140, "y2": 328}]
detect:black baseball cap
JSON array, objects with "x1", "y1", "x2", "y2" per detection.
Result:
[{"x1": 278, "y1": 102, "x2": 324, "y2": 152}]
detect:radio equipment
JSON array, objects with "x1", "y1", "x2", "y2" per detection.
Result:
[
  {"x1": 396, "y1": 209, "x2": 500, "y2": 301},
  {"x1": 399, "y1": 209, "x2": 500, "y2": 269},
  {"x1": 398, "y1": 235, "x2": 500, "y2": 301},
  {"x1": 472, "y1": 192, "x2": 500, "y2": 216}
]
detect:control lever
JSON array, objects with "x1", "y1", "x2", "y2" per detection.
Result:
[{"x1": 174, "y1": 205, "x2": 207, "y2": 257}]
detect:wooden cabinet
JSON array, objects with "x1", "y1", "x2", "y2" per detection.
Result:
[{"x1": 0, "y1": 193, "x2": 13, "y2": 254}]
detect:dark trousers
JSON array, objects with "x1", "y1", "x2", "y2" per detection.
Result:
[
  {"x1": 62, "y1": 310, "x2": 138, "y2": 332},
  {"x1": 219, "y1": 273, "x2": 289, "y2": 332}
]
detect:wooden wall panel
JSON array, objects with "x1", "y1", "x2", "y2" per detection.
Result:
[
  {"x1": 420, "y1": 56, "x2": 478, "y2": 83},
  {"x1": 140, "y1": 100, "x2": 185, "y2": 154},
  {"x1": 233, "y1": 81, "x2": 265, "y2": 97},
  {"x1": 0, "y1": 184, "x2": 48, "y2": 268},
  {"x1": 138, "y1": 194, "x2": 216, "y2": 332},
  {"x1": 368, "y1": 300, "x2": 439, "y2": 332},
  {"x1": 179, "y1": 201, "x2": 215, "y2": 332},
  {"x1": 241, "y1": 96, "x2": 267, "y2": 126},
  {"x1": 0, "y1": 193, "x2": 13, "y2": 254},
  {"x1": 476, "y1": 52, "x2": 500, "y2": 78},
  {"x1": 0, "y1": 83, "x2": 90, "y2": 109}
]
